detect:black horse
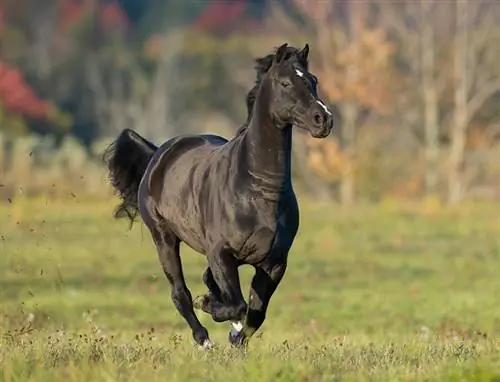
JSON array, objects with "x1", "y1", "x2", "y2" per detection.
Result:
[{"x1": 103, "y1": 43, "x2": 334, "y2": 349}]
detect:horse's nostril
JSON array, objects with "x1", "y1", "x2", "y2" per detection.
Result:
[{"x1": 313, "y1": 113, "x2": 322, "y2": 125}]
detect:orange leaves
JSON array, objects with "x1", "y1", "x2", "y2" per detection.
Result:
[
  {"x1": 314, "y1": 27, "x2": 396, "y2": 113},
  {"x1": 293, "y1": 0, "x2": 333, "y2": 25},
  {"x1": 305, "y1": 137, "x2": 349, "y2": 182},
  {"x1": 281, "y1": 0, "x2": 396, "y2": 113}
]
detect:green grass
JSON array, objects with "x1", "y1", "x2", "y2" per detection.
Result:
[{"x1": 1, "y1": 197, "x2": 500, "y2": 381}]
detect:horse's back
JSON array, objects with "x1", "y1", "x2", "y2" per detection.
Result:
[
  {"x1": 139, "y1": 133, "x2": 232, "y2": 252},
  {"x1": 146, "y1": 133, "x2": 227, "y2": 193}
]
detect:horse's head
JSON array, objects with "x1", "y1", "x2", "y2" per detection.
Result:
[
  {"x1": 261, "y1": 43, "x2": 334, "y2": 139},
  {"x1": 245, "y1": 45, "x2": 308, "y2": 120}
]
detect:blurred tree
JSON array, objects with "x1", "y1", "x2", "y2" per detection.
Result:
[
  {"x1": 378, "y1": 0, "x2": 449, "y2": 200},
  {"x1": 381, "y1": 0, "x2": 500, "y2": 202},
  {"x1": 447, "y1": 0, "x2": 500, "y2": 204},
  {"x1": 448, "y1": 0, "x2": 468, "y2": 205},
  {"x1": 420, "y1": 0, "x2": 440, "y2": 199},
  {"x1": 0, "y1": 17, "x2": 71, "y2": 137},
  {"x1": 143, "y1": 28, "x2": 254, "y2": 130}
]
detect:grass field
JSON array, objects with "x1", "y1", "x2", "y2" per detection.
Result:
[{"x1": 1, "y1": 197, "x2": 500, "y2": 381}]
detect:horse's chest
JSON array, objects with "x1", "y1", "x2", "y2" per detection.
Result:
[
  {"x1": 235, "y1": 199, "x2": 299, "y2": 264},
  {"x1": 237, "y1": 225, "x2": 275, "y2": 262}
]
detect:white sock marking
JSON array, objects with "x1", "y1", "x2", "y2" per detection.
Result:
[
  {"x1": 232, "y1": 321, "x2": 243, "y2": 332},
  {"x1": 230, "y1": 321, "x2": 243, "y2": 339},
  {"x1": 198, "y1": 339, "x2": 215, "y2": 350}
]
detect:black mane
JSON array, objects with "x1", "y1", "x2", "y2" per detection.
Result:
[{"x1": 234, "y1": 46, "x2": 310, "y2": 137}]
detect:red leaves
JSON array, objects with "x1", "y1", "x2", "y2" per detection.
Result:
[
  {"x1": 59, "y1": 0, "x2": 129, "y2": 32},
  {"x1": 59, "y1": 0, "x2": 83, "y2": 31},
  {"x1": 100, "y1": 2, "x2": 128, "y2": 29},
  {"x1": 195, "y1": 0, "x2": 247, "y2": 31},
  {"x1": 0, "y1": 61, "x2": 50, "y2": 120}
]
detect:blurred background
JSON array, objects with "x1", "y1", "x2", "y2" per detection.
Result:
[
  {"x1": 0, "y1": 0, "x2": 499, "y2": 205},
  {"x1": 2, "y1": 3, "x2": 500, "y2": 378}
]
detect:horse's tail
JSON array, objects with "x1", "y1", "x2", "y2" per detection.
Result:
[{"x1": 103, "y1": 128, "x2": 158, "y2": 227}]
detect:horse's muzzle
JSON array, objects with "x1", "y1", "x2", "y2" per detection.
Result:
[{"x1": 309, "y1": 113, "x2": 333, "y2": 138}]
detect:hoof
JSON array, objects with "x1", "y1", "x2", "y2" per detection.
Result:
[
  {"x1": 228, "y1": 322, "x2": 246, "y2": 349},
  {"x1": 193, "y1": 295, "x2": 208, "y2": 310},
  {"x1": 230, "y1": 321, "x2": 243, "y2": 339},
  {"x1": 197, "y1": 338, "x2": 215, "y2": 350}
]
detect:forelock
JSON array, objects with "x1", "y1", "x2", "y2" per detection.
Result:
[{"x1": 254, "y1": 46, "x2": 308, "y2": 81}]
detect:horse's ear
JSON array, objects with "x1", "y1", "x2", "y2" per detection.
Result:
[
  {"x1": 298, "y1": 43, "x2": 309, "y2": 63},
  {"x1": 274, "y1": 43, "x2": 288, "y2": 64}
]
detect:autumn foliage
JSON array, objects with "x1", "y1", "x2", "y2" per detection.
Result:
[
  {"x1": 0, "y1": 0, "x2": 500, "y2": 202},
  {"x1": 59, "y1": 0, "x2": 129, "y2": 32},
  {"x1": 0, "y1": 62, "x2": 50, "y2": 120},
  {"x1": 0, "y1": 0, "x2": 129, "y2": 133},
  {"x1": 194, "y1": 0, "x2": 247, "y2": 32},
  {"x1": 316, "y1": 28, "x2": 395, "y2": 113},
  {"x1": 306, "y1": 137, "x2": 347, "y2": 182}
]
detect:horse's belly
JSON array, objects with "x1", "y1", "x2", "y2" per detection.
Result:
[{"x1": 161, "y1": 202, "x2": 208, "y2": 255}]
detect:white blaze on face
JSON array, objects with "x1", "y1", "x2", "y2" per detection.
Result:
[
  {"x1": 316, "y1": 100, "x2": 332, "y2": 116},
  {"x1": 295, "y1": 68, "x2": 333, "y2": 117}
]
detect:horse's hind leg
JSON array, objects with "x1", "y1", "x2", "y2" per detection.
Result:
[
  {"x1": 150, "y1": 227, "x2": 212, "y2": 348},
  {"x1": 195, "y1": 247, "x2": 247, "y2": 324}
]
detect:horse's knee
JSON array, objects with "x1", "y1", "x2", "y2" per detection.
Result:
[{"x1": 171, "y1": 284, "x2": 193, "y2": 308}]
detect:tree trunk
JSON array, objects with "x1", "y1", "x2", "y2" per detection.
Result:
[
  {"x1": 421, "y1": 0, "x2": 440, "y2": 198},
  {"x1": 338, "y1": 1, "x2": 363, "y2": 205},
  {"x1": 339, "y1": 101, "x2": 357, "y2": 205},
  {"x1": 448, "y1": 0, "x2": 468, "y2": 205}
]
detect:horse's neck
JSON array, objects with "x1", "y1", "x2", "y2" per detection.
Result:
[{"x1": 239, "y1": 98, "x2": 293, "y2": 197}]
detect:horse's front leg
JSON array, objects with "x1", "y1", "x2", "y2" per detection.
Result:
[
  {"x1": 193, "y1": 267, "x2": 223, "y2": 312},
  {"x1": 193, "y1": 247, "x2": 247, "y2": 324},
  {"x1": 194, "y1": 266, "x2": 248, "y2": 339},
  {"x1": 229, "y1": 253, "x2": 288, "y2": 348}
]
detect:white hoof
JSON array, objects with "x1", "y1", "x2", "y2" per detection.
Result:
[
  {"x1": 198, "y1": 339, "x2": 215, "y2": 350},
  {"x1": 230, "y1": 321, "x2": 243, "y2": 340}
]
